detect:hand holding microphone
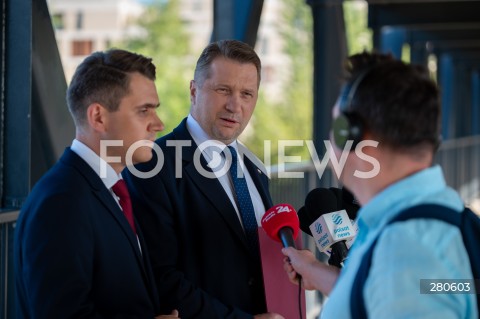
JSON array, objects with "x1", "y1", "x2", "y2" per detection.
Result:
[
  {"x1": 261, "y1": 203, "x2": 341, "y2": 296},
  {"x1": 275, "y1": 196, "x2": 343, "y2": 294},
  {"x1": 261, "y1": 203, "x2": 301, "y2": 283}
]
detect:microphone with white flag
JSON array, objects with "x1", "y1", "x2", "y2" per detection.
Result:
[{"x1": 305, "y1": 188, "x2": 357, "y2": 268}]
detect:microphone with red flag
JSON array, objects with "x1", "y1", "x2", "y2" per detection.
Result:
[{"x1": 261, "y1": 203, "x2": 300, "y2": 249}]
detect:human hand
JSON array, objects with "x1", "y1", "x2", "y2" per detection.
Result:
[
  {"x1": 155, "y1": 309, "x2": 179, "y2": 318},
  {"x1": 282, "y1": 247, "x2": 318, "y2": 290},
  {"x1": 283, "y1": 255, "x2": 300, "y2": 286},
  {"x1": 282, "y1": 247, "x2": 340, "y2": 294},
  {"x1": 253, "y1": 312, "x2": 285, "y2": 319}
]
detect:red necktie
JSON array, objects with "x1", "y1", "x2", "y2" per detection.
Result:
[{"x1": 112, "y1": 179, "x2": 137, "y2": 234}]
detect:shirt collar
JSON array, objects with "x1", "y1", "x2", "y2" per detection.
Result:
[
  {"x1": 70, "y1": 139, "x2": 122, "y2": 190},
  {"x1": 186, "y1": 114, "x2": 238, "y2": 163},
  {"x1": 357, "y1": 165, "x2": 446, "y2": 233}
]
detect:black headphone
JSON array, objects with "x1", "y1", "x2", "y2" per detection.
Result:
[{"x1": 332, "y1": 68, "x2": 372, "y2": 150}]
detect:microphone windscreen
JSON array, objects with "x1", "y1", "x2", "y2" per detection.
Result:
[
  {"x1": 305, "y1": 188, "x2": 338, "y2": 221},
  {"x1": 340, "y1": 187, "x2": 360, "y2": 219},
  {"x1": 261, "y1": 204, "x2": 300, "y2": 243},
  {"x1": 297, "y1": 206, "x2": 312, "y2": 236},
  {"x1": 329, "y1": 187, "x2": 360, "y2": 220}
]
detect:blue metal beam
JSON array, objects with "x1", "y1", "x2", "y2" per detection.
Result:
[
  {"x1": 3, "y1": 0, "x2": 32, "y2": 209},
  {"x1": 436, "y1": 50, "x2": 480, "y2": 138},
  {"x1": 380, "y1": 26, "x2": 406, "y2": 59},
  {"x1": 439, "y1": 53, "x2": 454, "y2": 139},
  {"x1": 1, "y1": 0, "x2": 32, "y2": 315},
  {"x1": 212, "y1": 0, "x2": 264, "y2": 47},
  {"x1": 368, "y1": 1, "x2": 480, "y2": 28},
  {"x1": 31, "y1": 0, "x2": 73, "y2": 184},
  {"x1": 472, "y1": 69, "x2": 480, "y2": 135},
  {"x1": 307, "y1": 0, "x2": 347, "y2": 180}
]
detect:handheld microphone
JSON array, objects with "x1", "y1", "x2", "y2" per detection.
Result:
[
  {"x1": 298, "y1": 187, "x2": 359, "y2": 237},
  {"x1": 261, "y1": 203, "x2": 300, "y2": 248},
  {"x1": 329, "y1": 186, "x2": 360, "y2": 220},
  {"x1": 305, "y1": 188, "x2": 356, "y2": 268},
  {"x1": 297, "y1": 206, "x2": 312, "y2": 236},
  {"x1": 328, "y1": 187, "x2": 360, "y2": 249}
]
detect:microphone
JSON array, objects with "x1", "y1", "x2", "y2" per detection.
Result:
[
  {"x1": 329, "y1": 186, "x2": 360, "y2": 220},
  {"x1": 297, "y1": 206, "x2": 312, "y2": 236},
  {"x1": 261, "y1": 203, "x2": 300, "y2": 248},
  {"x1": 305, "y1": 188, "x2": 356, "y2": 268},
  {"x1": 328, "y1": 187, "x2": 360, "y2": 249}
]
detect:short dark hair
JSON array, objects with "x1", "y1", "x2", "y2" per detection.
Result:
[
  {"x1": 343, "y1": 51, "x2": 441, "y2": 151},
  {"x1": 193, "y1": 39, "x2": 261, "y2": 87},
  {"x1": 67, "y1": 49, "x2": 156, "y2": 127}
]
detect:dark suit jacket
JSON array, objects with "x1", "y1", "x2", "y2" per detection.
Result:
[
  {"x1": 124, "y1": 118, "x2": 273, "y2": 319},
  {"x1": 14, "y1": 148, "x2": 159, "y2": 319}
]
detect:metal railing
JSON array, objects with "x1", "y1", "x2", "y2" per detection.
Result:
[
  {"x1": 0, "y1": 210, "x2": 18, "y2": 319},
  {"x1": 269, "y1": 135, "x2": 480, "y2": 211},
  {"x1": 1, "y1": 136, "x2": 480, "y2": 318}
]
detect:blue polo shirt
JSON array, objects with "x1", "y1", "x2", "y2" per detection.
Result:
[{"x1": 321, "y1": 165, "x2": 478, "y2": 319}]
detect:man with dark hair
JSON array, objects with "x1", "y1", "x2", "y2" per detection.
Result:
[
  {"x1": 125, "y1": 40, "x2": 284, "y2": 319},
  {"x1": 14, "y1": 49, "x2": 178, "y2": 318},
  {"x1": 282, "y1": 52, "x2": 478, "y2": 318}
]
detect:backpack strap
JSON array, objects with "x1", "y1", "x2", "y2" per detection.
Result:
[{"x1": 350, "y1": 204, "x2": 466, "y2": 319}]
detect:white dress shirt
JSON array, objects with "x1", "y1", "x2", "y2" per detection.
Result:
[
  {"x1": 70, "y1": 139, "x2": 142, "y2": 251},
  {"x1": 186, "y1": 114, "x2": 267, "y2": 227}
]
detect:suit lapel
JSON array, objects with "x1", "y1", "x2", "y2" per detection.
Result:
[
  {"x1": 61, "y1": 149, "x2": 148, "y2": 276},
  {"x1": 173, "y1": 120, "x2": 251, "y2": 252},
  {"x1": 244, "y1": 155, "x2": 273, "y2": 210}
]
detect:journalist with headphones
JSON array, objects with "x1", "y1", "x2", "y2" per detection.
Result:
[{"x1": 283, "y1": 51, "x2": 477, "y2": 319}]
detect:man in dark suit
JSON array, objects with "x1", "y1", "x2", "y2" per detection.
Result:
[
  {"x1": 124, "y1": 40, "x2": 284, "y2": 319},
  {"x1": 14, "y1": 49, "x2": 179, "y2": 319}
]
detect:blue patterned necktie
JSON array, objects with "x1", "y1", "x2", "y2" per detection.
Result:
[{"x1": 226, "y1": 146, "x2": 260, "y2": 257}]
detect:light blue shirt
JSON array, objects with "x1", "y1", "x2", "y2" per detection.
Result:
[{"x1": 321, "y1": 165, "x2": 478, "y2": 319}]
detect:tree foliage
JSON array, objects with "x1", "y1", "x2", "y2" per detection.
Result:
[
  {"x1": 242, "y1": 0, "x2": 313, "y2": 164},
  {"x1": 343, "y1": 1, "x2": 372, "y2": 55},
  {"x1": 121, "y1": 0, "x2": 194, "y2": 135}
]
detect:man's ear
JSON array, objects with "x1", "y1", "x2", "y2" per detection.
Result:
[
  {"x1": 86, "y1": 103, "x2": 108, "y2": 133},
  {"x1": 190, "y1": 80, "x2": 197, "y2": 104}
]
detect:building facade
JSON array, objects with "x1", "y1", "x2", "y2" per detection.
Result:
[{"x1": 47, "y1": 0, "x2": 289, "y2": 101}]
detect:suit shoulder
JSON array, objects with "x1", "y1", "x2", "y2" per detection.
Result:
[{"x1": 25, "y1": 160, "x2": 96, "y2": 214}]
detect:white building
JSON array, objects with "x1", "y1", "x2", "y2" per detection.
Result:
[
  {"x1": 47, "y1": 0, "x2": 289, "y2": 100},
  {"x1": 47, "y1": 0, "x2": 145, "y2": 81}
]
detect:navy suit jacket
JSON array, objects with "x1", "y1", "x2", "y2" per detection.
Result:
[
  {"x1": 124, "y1": 118, "x2": 273, "y2": 319},
  {"x1": 14, "y1": 148, "x2": 159, "y2": 319}
]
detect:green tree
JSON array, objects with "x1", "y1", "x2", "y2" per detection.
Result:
[
  {"x1": 121, "y1": 0, "x2": 193, "y2": 136},
  {"x1": 343, "y1": 0, "x2": 372, "y2": 55},
  {"x1": 246, "y1": 0, "x2": 372, "y2": 165},
  {"x1": 243, "y1": 0, "x2": 313, "y2": 165}
]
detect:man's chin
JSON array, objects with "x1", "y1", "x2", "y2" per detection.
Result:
[
  {"x1": 213, "y1": 129, "x2": 241, "y2": 144},
  {"x1": 130, "y1": 150, "x2": 153, "y2": 165}
]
